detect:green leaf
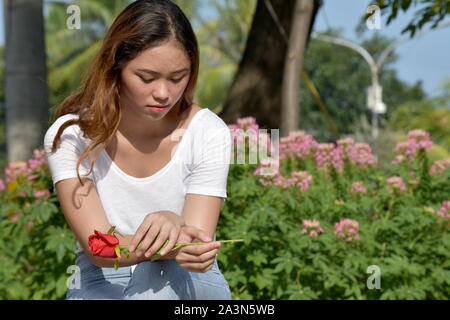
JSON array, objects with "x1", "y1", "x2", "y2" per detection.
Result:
[{"x1": 107, "y1": 226, "x2": 116, "y2": 235}]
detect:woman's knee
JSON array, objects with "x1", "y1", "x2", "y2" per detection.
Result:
[
  {"x1": 185, "y1": 261, "x2": 232, "y2": 300},
  {"x1": 123, "y1": 259, "x2": 232, "y2": 300},
  {"x1": 123, "y1": 260, "x2": 184, "y2": 300}
]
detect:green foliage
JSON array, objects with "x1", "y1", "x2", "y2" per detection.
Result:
[
  {"x1": 302, "y1": 30, "x2": 426, "y2": 141},
  {"x1": 1, "y1": 128, "x2": 449, "y2": 299},
  {"x1": 389, "y1": 99, "x2": 450, "y2": 151},
  {"x1": 372, "y1": 0, "x2": 450, "y2": 36},
  {"x1": 0, "y1": 152, "x2": 77, "y2": 299},
  {"x1": 215, "y1": 134, "x2": 450, "y2": 300}
]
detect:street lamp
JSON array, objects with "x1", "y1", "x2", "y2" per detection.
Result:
[{"x1": 310, "y1": 32, "x2": 385, "y2": 139}]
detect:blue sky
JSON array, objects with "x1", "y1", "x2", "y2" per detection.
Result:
[{"x1": 1, "y1": 0, "x2": 449, "y2": 97}]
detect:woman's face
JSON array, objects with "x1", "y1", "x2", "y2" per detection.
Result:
[{"x1": 119, "y1": 39, "x2": 191, "y2": 121}]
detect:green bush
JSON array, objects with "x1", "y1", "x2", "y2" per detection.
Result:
[
  {"x1": 0, "y1": 150, "x2": 76, "y2": 299},
  {"x1": 216, "y1": 123, "x2": 450, "y2": 300},
  {"x1": 0, "y1": 124, "x2": 449, "y2": 300}
]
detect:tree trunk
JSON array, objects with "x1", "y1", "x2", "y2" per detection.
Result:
[
  {"x1": 281, "y1": 0, "x2": 315, "y2": 137},
  {"x1": 218, "y1": 0, "x2": 321, "y2": 135},
  {"x1": 5, "y1": 0, "x2": 48, "y2": 162}
]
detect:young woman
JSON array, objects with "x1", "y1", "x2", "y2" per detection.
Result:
[{"x1": 44, "y1": 0, "x2": 232, "y2": 300}]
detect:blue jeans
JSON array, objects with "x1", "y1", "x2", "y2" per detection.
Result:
[{"x1": 66, "y1": 251, "x2": 232, "y2": 300}]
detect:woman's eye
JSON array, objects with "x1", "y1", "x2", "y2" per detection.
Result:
[{"x1": 140, "y1": 77, "x2": 183, "y2": 84}]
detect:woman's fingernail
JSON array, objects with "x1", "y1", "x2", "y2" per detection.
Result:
[{"x1": 136, "y1": 251, "x2": 141, "y2": 257}]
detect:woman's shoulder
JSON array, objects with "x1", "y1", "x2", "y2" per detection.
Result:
[
  {"x1": 44, "y1": 113, "x2": 86, "y2": 151},
  {"x1": 47, "y1": 113, "x2": 80, "y2": 131},
  {"x1": 192, "y1": 105, "x2": 229, "y2": 137}
]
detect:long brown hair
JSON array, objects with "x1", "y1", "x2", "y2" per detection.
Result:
[{"x1": 50, "y1": 0, "x2": 199, "y2": 186}]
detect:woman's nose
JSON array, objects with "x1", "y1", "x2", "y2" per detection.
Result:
[{"x1": 152, "y1": 81, "x2": 169, "y2": 100}]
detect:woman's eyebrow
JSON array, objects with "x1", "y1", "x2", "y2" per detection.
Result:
[{"x1": 137, "y1": 68, "x2": 189, "y2": 75}]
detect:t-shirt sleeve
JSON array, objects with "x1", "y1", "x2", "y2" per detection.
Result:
[
  {"x1": 43, "y1": 118, "x2": 94, "y2": 188},
  {"x1": 185, "y1": 125, "x2": 231, "y2": 202}
]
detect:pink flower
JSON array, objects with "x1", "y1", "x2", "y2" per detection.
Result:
[
  {"x1": 236, "y1": 117, "x2": 259, "y2": 131},
  {"x1": 301, "y1": 219, "x2": 324, "y2": 237},
  {"x1": 436, "y1": 201, "x2": 450, "y2": 219},
  {"x1": 315, "y1": 140, "x2": 376, "y2": 172},
  {"x1": 4, "y1": 160, "x2": 31, "y2": 182},
  {"x1": 3, "y1": 148, "x2": 48, "y2": 183},
  {"x1": 280, "y1": 131, "x2": 318, "y2": 161},
  {"x1": 386, "y1": 176, "x2": 407, "y2": 194},
  {"x1": 10, "y1": 215, "x2": 21, "y2": 223},
  {"x1": 253, "y1": 157, "x2": 280, "y2": 177},
  {"x1": 0, "y1": 179, "x2": 5, "y2": 192},
  {"x1": 334, "y1": 218, "x2": 360, "y2": 242},
  {"x1": 314, "y1": 143, "x2": 346, "y2": 172},
  {"x1": 429, "y1": 159, "x2": 450, "y2": 176},
  {"x1": 229, "y1": 118, "x2": 260, "y2": 165},
  {"x1": 286, "y1": 171, "x2": 313, "y2": 190},
  {"x1": 350, "y1": 181, "x2": 367, "y2": 194},
  {"x1": 346, "y1": 143, "x2": 377, "y2": 169},
  {"x1": 34, "y1": 190, "x2": 51, "y2": 199},
  {"x1": 27, "y1": 174, "x2": 39, "y2": 181},
  {"x1": 408, "y1": 130, "x2": 433, "y2": 150},
  {"x1": 392, "y1": 130, "x2": 433, "y2": 164}
]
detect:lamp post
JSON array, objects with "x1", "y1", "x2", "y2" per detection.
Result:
[{"x1": 310, "y1": 32, "x2": 385, "y2": 139}]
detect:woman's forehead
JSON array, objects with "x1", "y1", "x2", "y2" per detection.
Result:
[{"x1": 127, "y1": 43, "x2": 190, "y2": 73}]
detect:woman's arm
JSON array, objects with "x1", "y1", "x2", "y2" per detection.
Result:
[
  {"x1": 55, "y1": 177, "x2": 149, "y2": 268},
  {"x1": 181, "y1": 193, "x2": 223, "y2": 240}
]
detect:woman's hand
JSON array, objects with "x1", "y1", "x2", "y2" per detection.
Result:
[
  {"x1": 129, "y1": 210, "x2": 184, "y2": 258},
  {"x1": 162, "y1": 225, "x2": 221, "y2": 273}
]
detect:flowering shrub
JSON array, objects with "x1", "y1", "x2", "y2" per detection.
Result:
[
  {"x1": 350, "y1": 181, "x2": 367, "y2": 195},
  {"x1": 386, "y1": 176, "x2": 407, "y2": 194},
  {"x1": 334, "y1": 218, "x2": 360, "y2": 242},
  {"x1": 436, "y1": 201, "x2": 450, "y2": 220},
  {"x1": 217, "y1": 118, "x2": 450, "y2": 299},
  {"x1": 1, "y1": 118, "x2": 449, "y2": 300},
  {"x1": 430, "y1": 159, "x2": 450, "y2": 176},
  {"x1": 392, "y1": 129, "x2": 434, "y2": 165},
  {"x1": 0, "y1": 149, "x2": 74, "y2": 299},
  {"x1": 301, "y1": 219, "x2": 324, "y2": 237}
]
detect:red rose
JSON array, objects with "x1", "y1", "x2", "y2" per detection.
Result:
[{"x1": 88, "y1": 230, "x2": 119, "y2": 258}]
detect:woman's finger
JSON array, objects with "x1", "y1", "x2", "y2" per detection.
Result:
[
  {"x1": 160, "y1": 228, "x2": 179, "y2": 256},
  {"x1": 136, "y1": 223, "x2": 160, "y2": 256},
  {"x1": 129, "y1": 218, "x2": 152, "y2": 252},
  {"x1": 176, "y1": 247, "x2": 218, "y2": 265},
  {"x1": 180, "y1": 258, "x2": 215, "y2": 273},
  {"x1": 144, "y1": 227, "x2": 171, "y2": 258},
  {"x1": 182, "y1": 241, "x2": 220, "y2": 256}
]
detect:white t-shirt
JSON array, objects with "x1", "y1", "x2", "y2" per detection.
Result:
[{"x1": 43, "y1": 108, "x2": 231, "y2": 272}]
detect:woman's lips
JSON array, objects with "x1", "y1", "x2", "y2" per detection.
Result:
[{"x1": 146, "y1": 105, "x2": 168, "y2": 112}]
